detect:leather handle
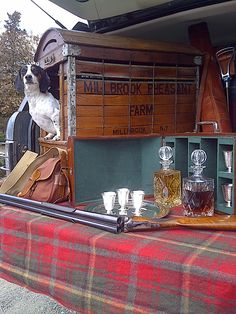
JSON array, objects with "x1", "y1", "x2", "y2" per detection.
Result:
[{"x1": 194, "y1": 121, "x2": 220, "y2": 133}]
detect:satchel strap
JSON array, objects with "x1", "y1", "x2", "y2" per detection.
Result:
[
  {"x1": 57, "y1": 148, "x2": 68, "y2": 174},
  {"x1": 18, "y1": 168, "x2": 41, "y2": 197},
  {"x1": 61, "y1": 167, "x2": 71, "y2": 201},
  {"x1": 55, "y1": 149, "x2": 70, "y2": 201}
]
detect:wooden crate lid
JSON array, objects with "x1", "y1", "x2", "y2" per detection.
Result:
[{"x1": 34, "y1": 28, "x2": 201, "y2": 67}]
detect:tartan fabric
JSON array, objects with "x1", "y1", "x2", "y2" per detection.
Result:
[{"x1": 1, "y1": 205, "x2": 236, "y2": 314}]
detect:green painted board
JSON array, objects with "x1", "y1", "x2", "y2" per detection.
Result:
[{"x1": 70, "y1": 136, "x2": 162, "y2": 204}]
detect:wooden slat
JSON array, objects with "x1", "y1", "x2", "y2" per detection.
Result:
[
  {"x1": 75, "y1": 102, "x2": 195, "y2": 117},
  {"x1": 77, "y1": 46, "x2": 198, "y2": 65},
  {"x1": 77, "y1": 117, "x2": 104, "y2": 128},
  {"x1": 76, "y1": 60, "x2": 198, "y2": 80},
  {"x1": 76, "y1": 79, "x2": 197, "y2": 96},
  {"x1": 76, "y1": 106, "x2": 103, "y2": 117},
  {"x1": 105, "y1": 125, "x2": 154, "y2": 136}
]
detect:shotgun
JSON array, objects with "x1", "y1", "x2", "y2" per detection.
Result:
[{"x1": 0, "y1": 193, "x2": 236, "y2": 233}]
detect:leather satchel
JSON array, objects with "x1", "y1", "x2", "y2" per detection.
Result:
[
  {"x1": 18, "y1": 157, "x2": 70, "y2": 203},
  {"x1": 4, "y1": 147, "x2": 63, "y2": 196}
]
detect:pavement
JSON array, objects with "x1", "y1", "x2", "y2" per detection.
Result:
[{"x1": 0, "y1": 279, "x2": 78, "y2": 314}]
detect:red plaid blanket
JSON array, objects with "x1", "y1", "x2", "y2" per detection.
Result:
[{"x1": 1, "y1": 205, "x2": 236, "y2": 313}]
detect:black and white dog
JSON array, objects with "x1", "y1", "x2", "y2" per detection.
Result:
[{"x1": 15, "y1": 64, "x2": 60, "y2": 141}]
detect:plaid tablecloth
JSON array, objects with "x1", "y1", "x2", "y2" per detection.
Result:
[{"x1": 1, "y1": 204, "x2": 236, "y2": 314}]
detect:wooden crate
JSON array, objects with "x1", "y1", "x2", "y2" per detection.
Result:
[{"x1": 34, "y1": 28, "x2": 202, "y2": 141}]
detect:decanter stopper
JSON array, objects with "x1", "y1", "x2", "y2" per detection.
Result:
[
  {"x1": 159, "y1": 146, "x2": 173, "y2": 170},
  {"x1": 191, "y1": 149, "x2": 206, "y2": 176}
]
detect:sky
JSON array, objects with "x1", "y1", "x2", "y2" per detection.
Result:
[{"x1": 0, "y1": 0, "x2": 84, "y2": 35}]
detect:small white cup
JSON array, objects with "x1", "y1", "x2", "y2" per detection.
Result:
[
  {"x1": 102, "y1": 191, "x2": 116, "y2": 214},
  {"x1": 117, "y1": 188, "x2": 130, "y2": 215},
  {"x1": 132, "y1": 190, "x2": 145, "y2": 216}
]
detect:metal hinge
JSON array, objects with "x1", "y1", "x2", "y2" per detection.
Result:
[{"x1": 62, "y1": 44, "x2": 81, "y2": 57}]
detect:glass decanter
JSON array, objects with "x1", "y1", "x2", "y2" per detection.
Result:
[
  {"x1": 182, "y1": 149, "x2": 214, "y2": 217},
  {"x1": 154, "y1": 145, "x2": 181, "y2": 208}
]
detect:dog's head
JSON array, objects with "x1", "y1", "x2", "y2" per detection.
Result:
[{"x1": 15, "y1": 64, "x2": 50, "y2": 93}]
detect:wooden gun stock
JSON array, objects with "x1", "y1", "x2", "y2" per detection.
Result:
[{"x1": 124, "y1": 215, "x2": 236, "y2": 232}]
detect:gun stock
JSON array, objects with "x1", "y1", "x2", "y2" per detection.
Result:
[{"x1": 124, "y1": 215, "x2": 236, "y2": 232}]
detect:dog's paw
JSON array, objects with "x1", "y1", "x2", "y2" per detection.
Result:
[
  {"x1": 52, "y1": 135, "x2": 60, "y2": 141},
  {"x1": 44, "y1": 133, "x2": 55, "y2": 140}
]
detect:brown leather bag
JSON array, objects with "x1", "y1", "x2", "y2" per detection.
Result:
[{"x1": 18, "y1": 157, "x2": 70, "y2": 203}]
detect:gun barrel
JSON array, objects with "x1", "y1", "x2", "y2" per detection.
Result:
[{"x1": 0, "y1": 193, "x2": 124, "y2": 233}]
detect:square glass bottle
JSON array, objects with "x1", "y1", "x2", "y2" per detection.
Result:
[
  {"x1": 154, "y1": 146, "x2": 181, "y2": 208},
  {"x1": 182, "y1": 149, "x2": 214, "y2": 217}
]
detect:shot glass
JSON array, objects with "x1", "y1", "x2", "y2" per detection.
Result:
[
  {"x1": 102, "y1": 191, "x2": 116, "y2": 214},
  {"x1": 132, "y1": 190, "x2": 145, "y2": 216},
  {"x1": 117, "y1": 188, "x2": 130, "y2": 215},
  {"x1": 222, "y1": 183, "x2": 233, "y2": 207},
  {"x1": 223, "y1": 150, "x2": 233, "y2": 173}
]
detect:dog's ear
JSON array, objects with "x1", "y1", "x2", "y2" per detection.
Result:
[
  {"x1": 39, "y1": 68, "x2": 50, "y2": 93},
  {"x1": 14, "y1": 68, "x2": 25, "y2": 93}
]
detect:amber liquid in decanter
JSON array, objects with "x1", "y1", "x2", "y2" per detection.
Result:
[
  {"x1": 154, "y1": 146, "x2": 181, "y2": 208},
  {"x1": 182, "y1": 149, "x2": 214, "y2": 217}
]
